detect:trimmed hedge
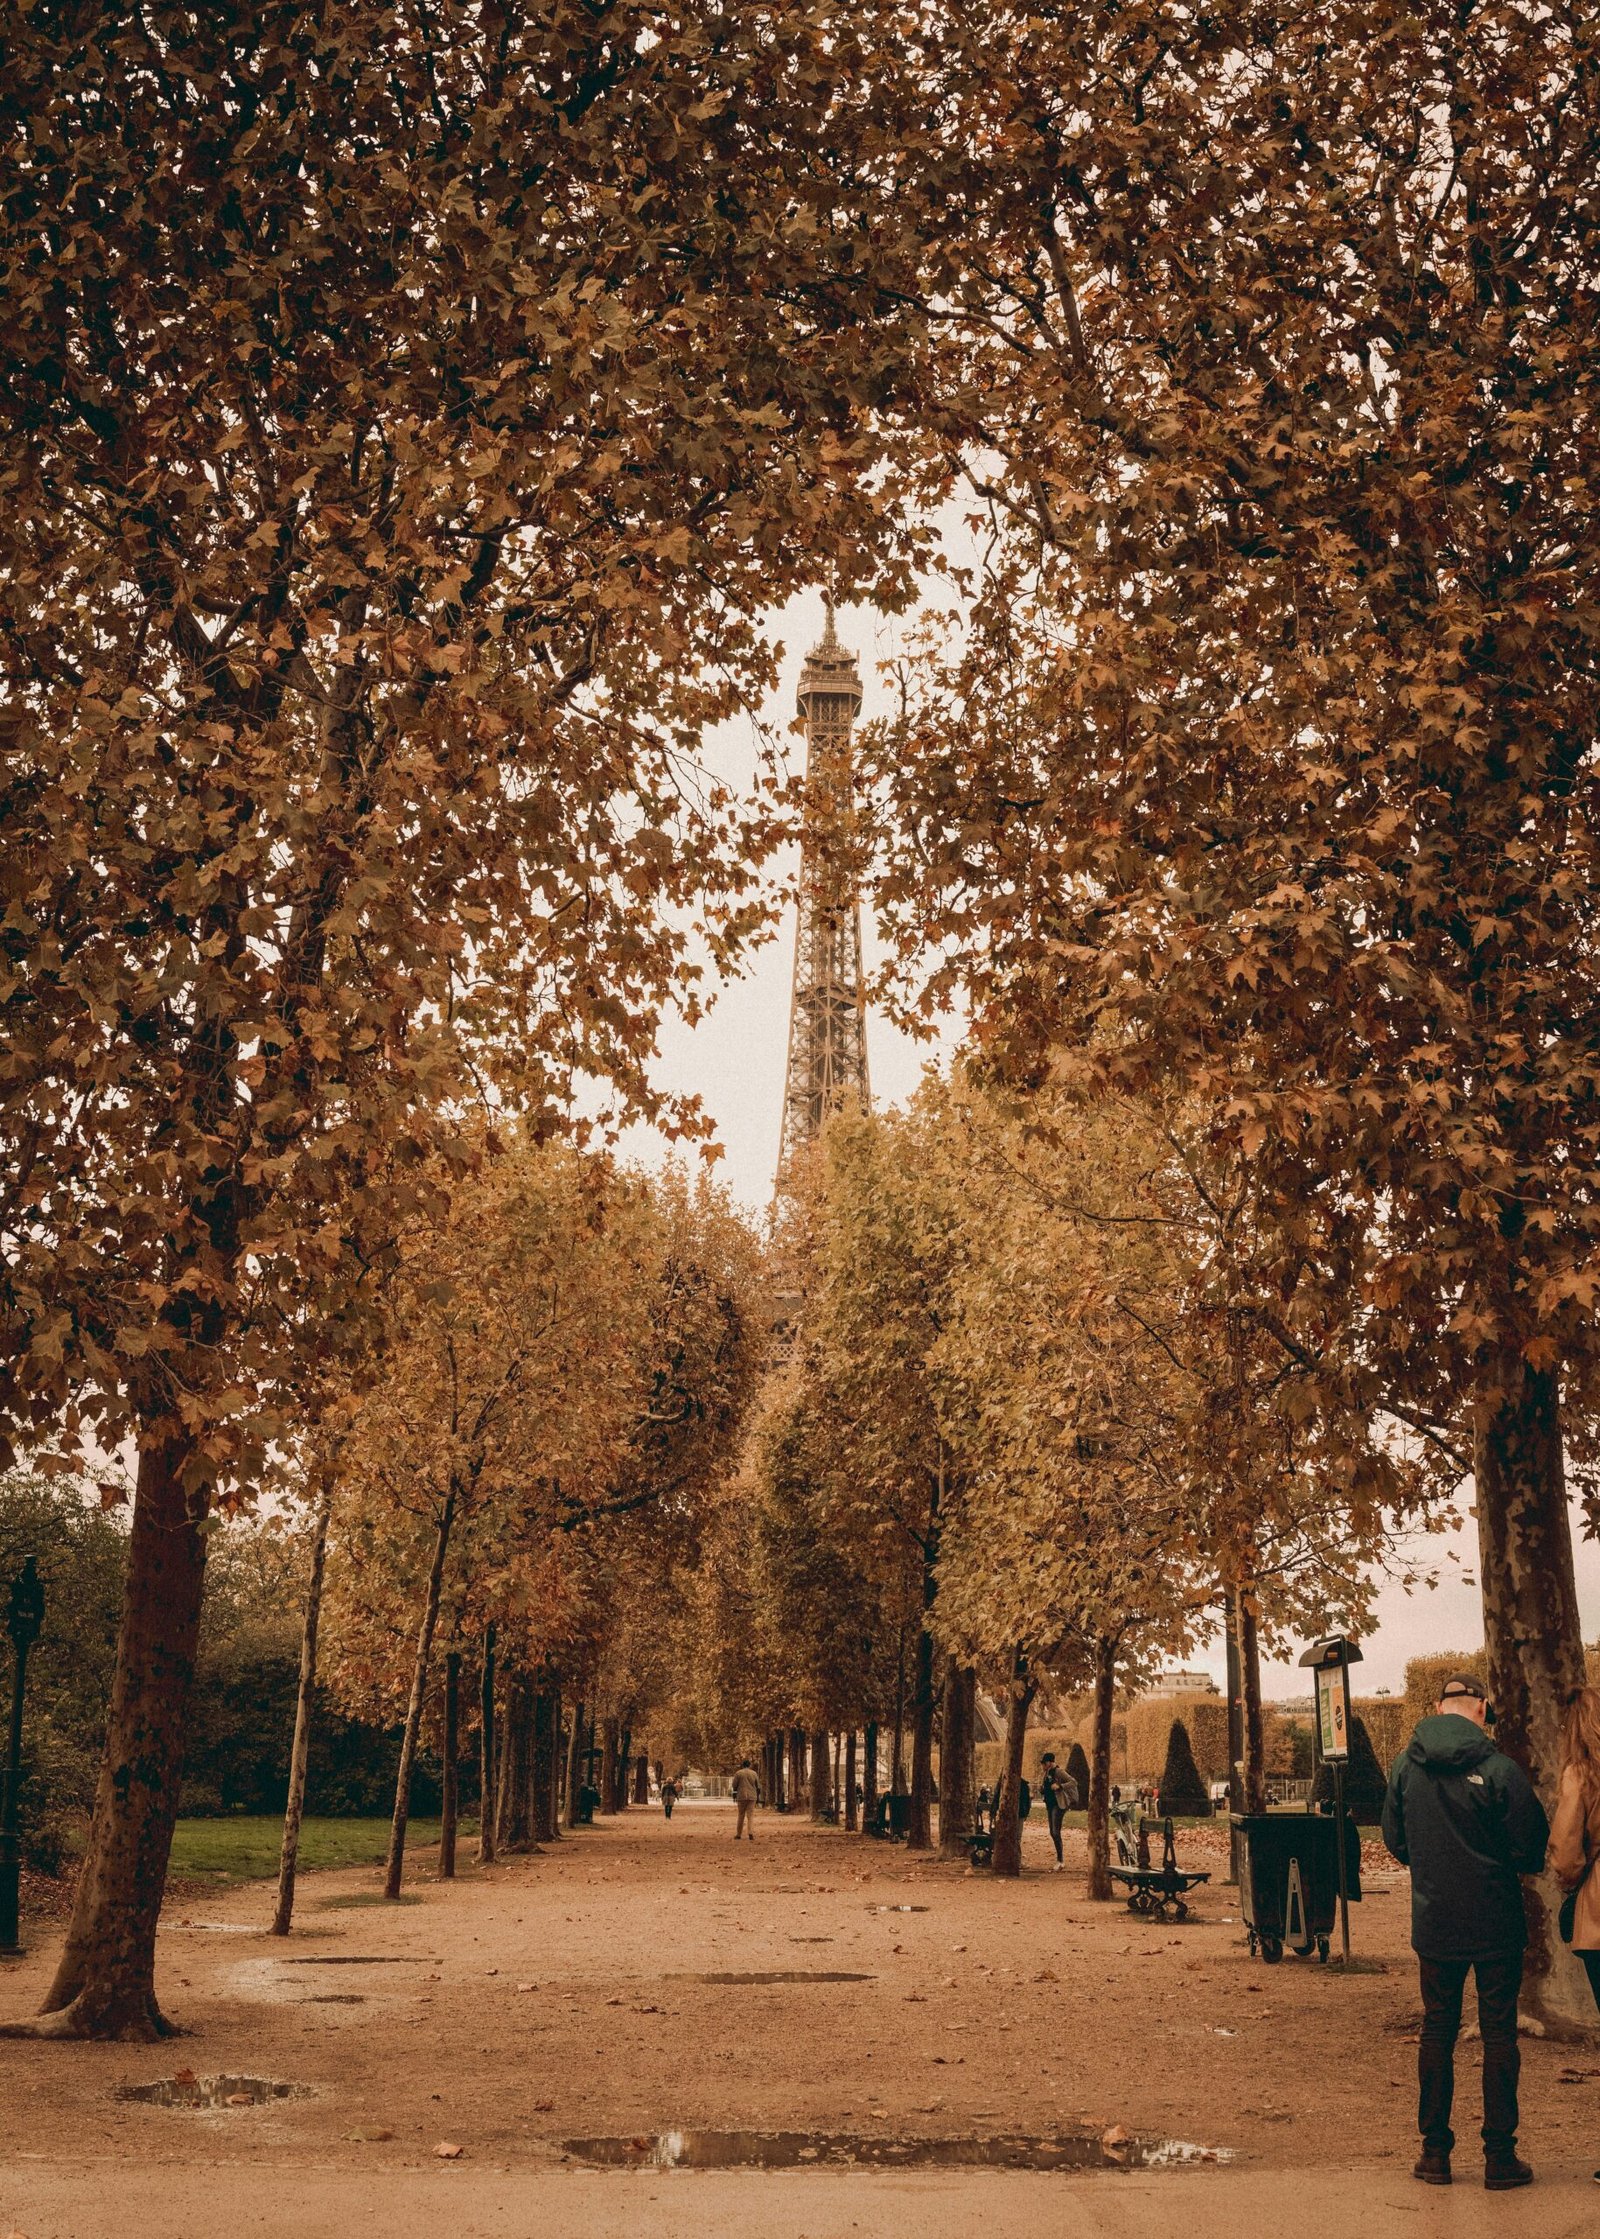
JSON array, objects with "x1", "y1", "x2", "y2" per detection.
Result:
[{"x1": 1157, "y1": 1719, "x2": 1212, "y2": 1816}]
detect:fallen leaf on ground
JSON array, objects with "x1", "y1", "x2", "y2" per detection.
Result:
[
  {"x1": 172, "y1": 2068, "x2": 196, "y2": 2087},
  {"x1": 1033, "y1": 1967, "x2": 1059, "y2": 1982},
  {"x1": 531, "y1": 2099, "x2": 554, "y2": 2112},
  {"x1": 1102, "y1": 2124, "x2": 1130, "y2": 2148},
  {"x1": 516, "y1": 1982, "x2": 537, "y2": 1993},
  {"x1": 346, "y1": 2128, "x2": 394, "y2": 2143},
  {"x1": 434, "y1": 2141, "x2": 464, "y2": 2160}
]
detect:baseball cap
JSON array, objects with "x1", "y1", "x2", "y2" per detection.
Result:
[{"x1": 1438, "y1": 1675, "x2": 1486, "y2": 1702}]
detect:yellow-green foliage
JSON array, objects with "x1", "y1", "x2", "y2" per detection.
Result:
[
  {"x1": 968, "y1": 1727, "x2": 1080, "y2": 1795},
  {"x1": 1403, "y1": 1651, "x2": 1491, "y2": 1730},
  {"x1": 1124, "y1": 1694, "x2": 1228, "y2": 1781},
  {"x1": 1355, "y1": 1696, "x2": 1408, "y2": 1768}
]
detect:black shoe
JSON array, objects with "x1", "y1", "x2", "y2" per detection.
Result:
[
  {"x1": 1413, "y1": 2149, "x2": 1452, "y2": 2185},
  {"x1": 1484, "y1": 2153, "x2": 1533, "y2": 2191}
]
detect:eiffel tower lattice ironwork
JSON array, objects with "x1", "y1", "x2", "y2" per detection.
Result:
[{"x1": 776, "y1": 608, "x2": 871, "y2": 1188}]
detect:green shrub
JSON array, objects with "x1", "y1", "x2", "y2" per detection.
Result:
[{"x1": 1156, "y1": 1718, "x2": 1211, "y2": 1816}]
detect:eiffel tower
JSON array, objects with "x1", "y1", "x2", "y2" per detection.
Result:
[{"x1": 775, "y1": 608, "x2": 871, "y2": 1188}]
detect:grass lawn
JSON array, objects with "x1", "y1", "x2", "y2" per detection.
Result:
[{"x1": 168, "y1": 1815, "x2": 464, "y2": 1885}]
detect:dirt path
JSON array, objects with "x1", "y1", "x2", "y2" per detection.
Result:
[{"x1": 2, "y1": 1801, "x2": 1598, "y2": 2235}]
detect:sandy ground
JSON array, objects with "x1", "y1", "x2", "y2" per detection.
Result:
[{"x1": 3, "y1": 1801, "x2": 1600, "y2": 2237}]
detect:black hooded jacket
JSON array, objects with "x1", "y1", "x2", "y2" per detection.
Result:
[{"x1": 1381, "y1": 1714, "x2": 1549, "y2": 1961}]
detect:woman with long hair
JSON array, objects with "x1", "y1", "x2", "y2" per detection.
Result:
[{"x1": 1551, "y1": 1686, "x2": 1600, "y2": 2101}]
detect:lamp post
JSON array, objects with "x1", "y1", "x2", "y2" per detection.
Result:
[
  {"x1": 0, "y1": 1554, "x2": 45, "y2": 1956},
  {"x1": 1298, "y1": 1633, "x2": 1363, "y2": 1966}
]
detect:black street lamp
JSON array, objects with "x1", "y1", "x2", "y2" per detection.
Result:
[{"x1": 0, "y1": 1554, "x2": 46, "y2": 1956}]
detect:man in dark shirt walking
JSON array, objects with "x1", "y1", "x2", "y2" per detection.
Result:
[{"x1": 1382, "y1": 1674, "x2": 1549, "y2": 2191}]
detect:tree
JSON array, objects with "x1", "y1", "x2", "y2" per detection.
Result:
[
  {"x1": 856, "y1": 0, "x2": 1600, "y2": 2021},
  {"x1": 1156, "y1": 1722, "x2": 1210, "y2": 1820},
  {"x1": 0, "y1": 3, "x2": 934, "y2": 2035}
]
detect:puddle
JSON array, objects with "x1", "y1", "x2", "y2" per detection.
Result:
[
  {"x1": 561, "y1": 2129, "x2": 1229, "y2": 2171},
  {"x1": 319, "y1": 1894, "x2": 424, "y2": 1910},
  {"x1": 681, "y1": 1971, "x2": 874, "y2": 1986},
  {"x1": 283, "y1": 1956, "x2": 430, "y2": 1966},
  {"x1": 119, "y1": 2074, "x2": 312, "y2": 2110}
]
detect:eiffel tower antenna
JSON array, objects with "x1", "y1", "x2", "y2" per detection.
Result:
[{"x1": 776, "y1": 607, "x2": 871, "y2": 1190}]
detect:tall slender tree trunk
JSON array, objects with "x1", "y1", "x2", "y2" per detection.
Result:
[
  {"x1": 810, "y1": 1727, "x2": 830, "y2": 1820},
  {"x1": 271, "y1": 1473, "x2": 333, "y2": 1937},
  {"x1": 498, "y1": 1675, "x2": 533, "y2": 1851},
  {"x1": 862, "y1": 1719, "x2": 879, "y2": 1832},
  {"x1": 439, "y1": 1650, "x2": 461, "y2": 1877},
  {"x1": 383, "y1": 1488, "x2": 456, "y2": 1901},
  {"x1": 908, "y1": 1623, "x2": 937, "y2": 1849},
  {"x1": 1237, "y1": 1592, "x2": 1266, "y2": 1815},
  {"x1": 1086, "y1": 1635, "x2": 1117, "y2": 1902},
  {"x1": 1475, "y1": 1359, "x2": 1590, "y2": 2029},
  {"x1": 844, "y1": 1730, "x2": 858, "y2": 1831},
  {"x1": 19, "y1": 1435, "x2": 210, "y2": 2039},
  {"x1": 564, "y1": 1698, "x2": 585, "y2": 1830},
  {"x1": 547, "y1": 1686, "x2": 564, "y2": 1840},
  {"x1": 633, "y1": 1753, "x2": 649, "y2": 1805},
  {"x1": 478, "y1": 1623, "x2": 497, "y2": 1864},
  {"x1": 990, "y1": 1659, "x2": 1037, "y2": 1878},
  {"x1": 530, "y1": 1686, "x2": 557, "y2": 1845},
  {"x1": 891, "y1": 1629, "x2": 907, "y2": 1793},
  {"x1": 938, "y1": 1663, "x2": 976, "y2": 1859},
  {"x1": 617, "y1": 1726, "x2": 632, "y2": 1812},
  {"x1": 788, "y1": 1726, "x2": 805, "y2": 1807},
  {"x1": 600, "y1": 1717, "x2": 620, "y2": 1814}
]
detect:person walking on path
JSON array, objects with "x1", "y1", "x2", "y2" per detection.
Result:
[
  {"x1": 1381, "y1": 1674, "x2": 1549, "y2": 2192},
  {"x1": 731, "y1": 1758, "x2": 761, "y2": 1841},
  {"x1": 1041, "y1": 1752, "x2": 1076, "y2": 1871},
  {"x1": 660, "y1": 1775, "x2": 680, "y2": 1821},
  {"x1": 1550, "y1": 1683, "x2": 1600, "y2": 2181}
]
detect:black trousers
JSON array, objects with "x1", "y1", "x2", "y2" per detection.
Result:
[
  {"x1": 1417, "y1": 1951, "x2": 1522, "y2": 2156},
  {"x1": 1046, "y1": 1803, "x2": 1065, "y2": 1862}
]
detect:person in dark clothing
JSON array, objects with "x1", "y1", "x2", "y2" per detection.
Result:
[
  {"x1": 1382, "y1": 1674, "x2": 1549, "y2": 2192},
  {"x1": 1040, "y1": 1752, "x2": 1077, "y2": 1871}
]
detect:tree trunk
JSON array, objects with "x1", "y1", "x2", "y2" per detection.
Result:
[
  {"x1": 862, "y1": 1719, "x2": 879, "y2": 1832},
  {"x1": 1086, "y1": 1635, "x2": 1117, "y2": 1902},
  {"x1": 600, "y1": 1716, "x2": 620, "y2": 1814},
  {"x1": 478, "y1": 1623, "x2": 497, "y2": 1865},
  {"x1": 1475, "y1": 1359, "x2": 1590, "y2": 2030},
  {"x1": 1237, "y1": 1592, "x2": 1266, "y2": 1815},
  {"x1": 844, "y1": 1730, "x2": 858, "y2": 1831},
  {"x1": 498, "y1": 1675, "x2": 533, "y2": 1851},
  {"x1": 439, "y1": 1650, "x2": 461, "y2": 1878},
  {"x1": 530, "y1": 1687, "x2": 557, "y2": 1845},
  {"x1": 383, "y1": 1489, "x2": 455, "y2": 1901},
  {"x1": 908, "y1": 1623, "x2": 937, "y2": 1849},
  {"x1": 810, "y1": 1726, "x2": 830, "y2": 1820},
  {"x1": 547, "y1": 1686, "x2": 564, "y2": 1840},
  {"x1": 21, "y1": 1435, "x2": 210, "y2": 2038},
  {"x1": 938, "y1": 1662, "x2": 976, "y2": 1859},
  {"x1": 633, "y1": 1752, "x2": 649, "y2": 1805},
  {"x1": 617, "y1": 1725, "x2": 632, "y2": 1811},
  {"x1": 564, "y1": 1698, "x2": 585, "y2": 1830},
  {"x1": 890, "y1": 1629, "x2": 907, "y2": 1793},
  {"x1": 990, "y1": 1660, "x2": 1037, "y2": 1878},
  {"x1": 271, "y1": 1473, "x2": 333, "y2": 1937},
  {"x1": 788, "y1": 1726, "x2": 805, "y2": 1807}
]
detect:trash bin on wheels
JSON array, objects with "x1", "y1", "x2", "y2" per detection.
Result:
[{"x1": 1232, "y1": 1811, "x2": 1361, "y2": 1964}]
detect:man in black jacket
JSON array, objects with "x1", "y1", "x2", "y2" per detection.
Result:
[{"x1": 1382, "y1": 1675, "x2": 1549, "y2": 2192}]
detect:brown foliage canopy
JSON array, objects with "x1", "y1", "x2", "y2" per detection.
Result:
[{"x1": 0, "y1": 1, "x2": 930, "y2": 1477}]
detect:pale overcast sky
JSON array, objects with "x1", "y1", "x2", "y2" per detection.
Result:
[{"x1": 621, "y1": 588, "x2": 1600, "y2": 1707}]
